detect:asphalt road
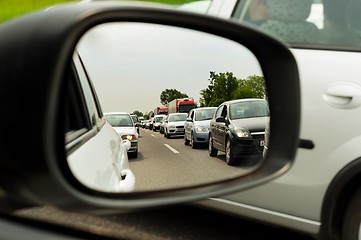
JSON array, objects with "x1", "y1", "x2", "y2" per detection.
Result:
[
  {"x1": 15, "y1": 204, "x2": 314, "y2": 240},
  {"x1": 131, "y1": 128, "x2": 260, "y2": 191}
]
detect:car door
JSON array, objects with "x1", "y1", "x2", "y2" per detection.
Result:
[
  {"x1": 163, "y1": 115, "x2": 169, "y2": 134},
  {"x1": 218, "y1": 103, "x2": 229, "y2": 151},
  {"x1": 65, "y1": 53, "x2": 135, "y2": 193},
  {"x1": 211, "y1": 104, "x2": 225, "y2": 150},
  {"x1": 196, "y1": 0, "x2": 361, "y2": 237},
  {"x1": 185, "y1": 109, "x2": 195, "y2": 140}
]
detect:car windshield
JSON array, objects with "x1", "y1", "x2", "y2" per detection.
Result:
[
  {"x1": 229, "y1": 101, "x2": 269, "y2": 120},
  {"x1": 155, "y1": 116, "x2": 164, "y2": 122},
  {"x1": 233, "y1": 0, "x2": 361, "y2": 51},
  {"x1": 194, "y1": 108, "x2": 216, "y2": 121},
  {"x1": 178, "y1": 104, "x2": 195, "y2": 113},
  {"x1": 105, "y1": 114, "x2": 134, "y2": 127},
  {"x1": 168, "y1": 114, "x2": 187, "y2": 122}
]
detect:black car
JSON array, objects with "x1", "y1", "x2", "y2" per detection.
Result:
[{"x1": 208, "y1": 98, "x2": 269, "y2": 165}]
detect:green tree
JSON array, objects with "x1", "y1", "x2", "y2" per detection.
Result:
[
  {"x1": 132, "y1": 110, "x2": 143, "y2": 117},
  {"x1": 200, "y1": 72, "x2": 266, "y2": 107},
  {"x1": 199, "y1": 71, "x2": 238, "y2": 107},
  {"x1": 160, "y1": 88, "x2": 188, "y2": 106},
  {"x1": 236, "y1": 75, "x2": 267, "y2": 99}
]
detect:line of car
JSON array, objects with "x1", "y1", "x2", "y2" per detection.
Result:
[{"x1": 138, "y1": 98, "x2": 269, "y2": 165}]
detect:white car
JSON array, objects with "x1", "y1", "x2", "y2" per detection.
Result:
[
  {"x1": 153, "y1": 114, "x2": 167, "y2": 132},
  {"x1": 104, "y1": 112, "x2": 139, "y2": 158},
  {"x1": 179, "y1": 0, "x2": 361, "y2": 239},
  {"x1": 163, "y1": 113, "x2": 188, "y2": 139},
  {"x1": 65, "y1": 55, "x2": 136, "y2": 193}
]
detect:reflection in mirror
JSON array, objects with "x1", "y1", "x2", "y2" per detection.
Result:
[{"x1": 68, "y1": 22, "x2": 269, "y2": 193}]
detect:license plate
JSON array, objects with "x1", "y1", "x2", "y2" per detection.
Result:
[{"x1": 259, "y1": 140, "x2": 265, "y2": 146}]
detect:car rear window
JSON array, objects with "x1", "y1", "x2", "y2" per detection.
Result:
[
  {"x1": 105, "y1": 115, "x2": 134, "y2": 127},
  {"x1": 229, "y1": 101, "x2": 269, "y2": 120}
]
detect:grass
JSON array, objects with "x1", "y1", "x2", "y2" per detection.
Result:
[
  {"x1": 0, "y1": 0, "x2": 196, "y2": 23},
  {"x1": 141, "y1": 0, "x2": 194, "y2": 3},
  {"x1": 0, "y1": 0, "x2": 75, "y2": 23}
]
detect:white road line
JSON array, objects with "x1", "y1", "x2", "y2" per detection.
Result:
[
  {"x1": 164, "y1": 144, "x2": 179, "y2": 154},
  {"x1": 151, "y1": 134, "x2": 155, "y2": 137}
]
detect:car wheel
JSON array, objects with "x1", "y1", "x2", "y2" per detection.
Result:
[
  {"x1": 190, "y1": 132, "x2": 197, "y2": 149},
  {"x1": 225, "y1": 139, "x2": 236, "y2": 165},
  {"x1": 342, "y1": 188, "x2": 361, "y2": 240},
  {"x1": 133, "y1": 150, "x2": 138, "y2": 158},
  {"x1": 208, "y1": 135, "x2": 218, "y2": 157},
  {"x1": 184, "y1": 134, "x2": 190, "y2": 145},
  {"x1": 128, "y1": 151, "x2": 137, "y2": 159}
]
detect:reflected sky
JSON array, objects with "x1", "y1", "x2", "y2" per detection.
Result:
[{"x1": 77, "y1": 22, "x2": 262, "y2": 114}]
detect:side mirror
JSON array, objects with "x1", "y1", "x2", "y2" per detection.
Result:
[
  {"x1": 215, "y1": 116, "x2": 226, "y2": 123},
  {"x1": 186, "y1": 117, "x2": 192, "y2": 122},
  {"x1": 0, "y1": 2, "x2": 300, "y2": 211}
]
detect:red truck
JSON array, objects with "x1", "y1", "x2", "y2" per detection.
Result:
[
  {"x1": 168, "y1": 98, "x2": 196, "y2": 114},
  {"x1": 153, "y1": 106, "x2": 168, "y2": 116}
]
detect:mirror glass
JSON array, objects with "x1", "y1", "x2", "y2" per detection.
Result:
[{"x1": 68, "y1": 22, "x2": 269, "y2": 193}]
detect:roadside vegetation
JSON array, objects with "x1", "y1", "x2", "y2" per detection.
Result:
[
  {"x1": 0, "y1": 0, "x2": 195, "y2": 23},
  {"x1": 0, "y1": 0, "x2": 75, "y2": 23}
]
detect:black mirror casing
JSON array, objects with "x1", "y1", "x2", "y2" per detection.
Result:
[
  {"x1": 215, "y1": 116, "x2": 226, "y2": 123},
  {"x1": 0, "y1": 1, "x2": 300, "y2": 211}
]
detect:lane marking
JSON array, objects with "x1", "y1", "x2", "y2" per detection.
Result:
[
  {"x1": 164, "y1": 144, "x2": 179, "y2": 154},
  {"x1": 151, "y1": 134, "x2": 155, "y2": 137}
]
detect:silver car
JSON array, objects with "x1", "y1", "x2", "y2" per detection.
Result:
[{"x1": 184, "y1": 107, "x2": 217, "y2": 148}]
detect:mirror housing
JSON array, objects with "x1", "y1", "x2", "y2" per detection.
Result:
[
  {"x1": 215, "y1": 116, "x2": 226, "y2": 123},
  {"x1": 0, "y1": 1, "x2": 300, "y2": 211}
]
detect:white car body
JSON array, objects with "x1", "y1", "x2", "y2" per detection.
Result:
[
  {"x1": 67, "y1": 54, "x2": 136, "y2": 193},
  {"x1": 180, "y1": 0, "x2": 361, "y2": 237},
  {"x1": 163, "y1": 113, "x2": 188, "y2": 138},
  {"x1": 67, "y1": 124, "x2": 135, "y2": 193}
]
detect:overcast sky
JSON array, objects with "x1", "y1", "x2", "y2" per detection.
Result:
[{"x1": 77, "y1": 22, "x2": 263, "y2": 114}]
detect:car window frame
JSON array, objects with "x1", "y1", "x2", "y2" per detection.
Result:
[
  {"x1": 189, "y1": 109, "x2": 195, "y2": 121},
  {"x1": 65, "y1": 53, "x2": 106, "y2": 155},
  {"x1": 214, "y1": 105, "x2": 224, "y2": 119}
]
